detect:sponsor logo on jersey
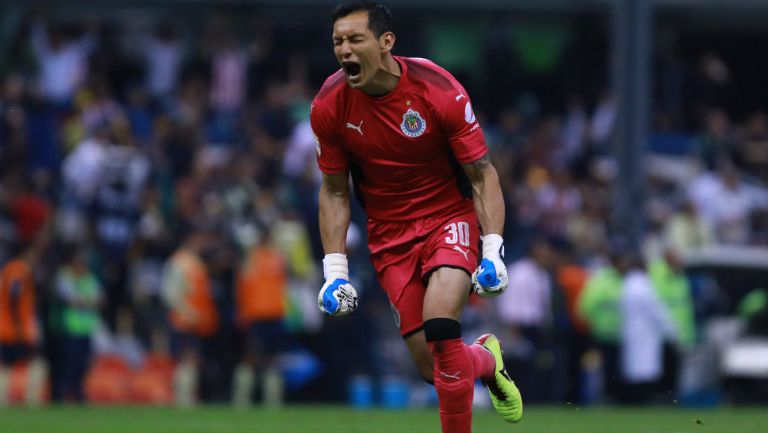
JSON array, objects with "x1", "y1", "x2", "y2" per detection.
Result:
[
  {"x1": 400, "y1": 108, "x2": 427, "y2": 138},
  {"x1": 464, "y1": 101, "x2": 476, "y2": 124}
]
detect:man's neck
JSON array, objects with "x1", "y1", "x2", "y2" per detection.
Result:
[{"x1": 361, "y1": 55, "x2": 401, "y2": 97}]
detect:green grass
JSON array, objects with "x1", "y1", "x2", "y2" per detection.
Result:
[{"x1": 0, "y1": 405, "x2": 765, "y2": 433}]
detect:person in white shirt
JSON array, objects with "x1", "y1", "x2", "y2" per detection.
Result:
[
  {"x1": 497, "y1": 237, "x2": 554, "y2": 402},
  {"x1": 144, "y1": 24, "x2": 183, "y2": 102},
  {"x1": 31, "y1": 19, "x2": 95, "y2": 105},
  {"x1": 618, "y1": 250, "x2": 678, "y2": 403},
  {"x1": 281, "y1": 118, "x2": 322, "y2": 184}
]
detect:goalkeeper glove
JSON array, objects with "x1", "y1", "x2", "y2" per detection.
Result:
[
  {"x1": 472, "y1": 234, "x2": 508, "y2": 298},
  {"x1": 318, "y1": 253, "x2": 358, "y2": 316}
]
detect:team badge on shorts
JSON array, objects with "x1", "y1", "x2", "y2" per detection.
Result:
[{"x1": 400, "y1": 108, "x2": 427, "y2": 138}]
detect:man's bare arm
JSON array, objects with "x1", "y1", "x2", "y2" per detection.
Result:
[
  {"x1": 319, "y1": 171, "x2": 351, "y2": 254},
  {"x1": 317, "y1": 170, "x2": 358, "y2": 316},
  {"x1": 463, "y1": 153, "x2": 509, "y2": 296},
  {"x1": 462, "y1": 154, "x2": 505, "y2": 236}
]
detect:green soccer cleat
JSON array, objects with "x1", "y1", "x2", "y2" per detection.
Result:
[{"x1": 475, "y1": 334, "x2": 523, "y2": 423}]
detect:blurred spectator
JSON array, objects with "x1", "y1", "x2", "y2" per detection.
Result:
[
  {"x1": 282, "y1": 118, "x2": 322, "y2": 184},
  {"x1": 80, "y1": 80, "x2": 123, "y2": 135},
  {"x1": 618, "y1": 251, "x2": 678, "y2": 404},
  {"x1": 130, "y1": 185, "x2": 173, "y2": 347},
  {"x1": 0, "y1": 74, "x2": 29, "y2": 173},
  {"x1": 738, "y1": 112, "x2": 768, "y2": 183},
  {"x1": 125, "y1": 87, "x2": 154, "y2": 147},
  {"x1": 61, "y1": 123, "x2": 108, "y2": 206},
  {"x1": 648, "y1": 250, "x2": 696, "y2": 349},
  {"x1": 9, "y1": 177, "x2": 51, "y2": 245},
  {"x1": 30, "y1": 17, "x2": 95, "y2": 106},
  {"x1": 53, "y1": 245, "x2": 103, "y2": 402},
  {"x1": 691, "y1": 109, "x2": 735, "y2": 171},
  {"x1": 507, "y1": 168, "x2": 544, "y2": 260},
  {"x1": 232, "y1": 229, "x2": 288, "y2": 407},
  {"x1": 537, "y1": 166, "x2": 581, "y2": 237},
  {"x1": 0, "y1": 241, "x2": 47, "y2": 406},
  {"x1": 560, "y1": 95, "x2": 588, "y2": 163},
  {"x1": 691, "y1": 161, "x2": 756, "y2": 245},
  {"x1": 552, "y1": 239, "x2": 591, "y2": 403},
  {"x1": 497, "y1": 237, "x2": 554, "y2": 402},
  {"x1": 91, "y1": 122, "x2": 151, "y2": 330},
  {"x1": 205, "y1": 28, "x2": 249, "y2": 148},
  {"x1": 495, "y1": 106, "x2": 527, "y2": 153},
  {"x1": 589, "y1": 91, "x2": 616, "y2": 148},
  {"x1": 661, "y1": 198, "x2": 714, "y2": 258},
  {"x1": 160, "y1": 229, "x2": 218, "y2": 407},
  {"x1": 578, "y1": 247, "x2": 623, "y2": 401},
  {"x1": 739, "y1": 288, "x2": 768, "y2": 337},
  {"x1": 648, "y1": 247, "x2": 696, "y2": 398},
  {"x1": 691, "y1": 53, "x2": 732, "y2": 119},
  {"x1": 143, "y1": 23, "x2": 184, "y2": 104},
  {"x1": 172, "y1": 75, "x2": 207, "y2": 128},
  {"x1": 209, "y1": 31, "x2": 248, "y2": 115},
  {"x1": 565, "y1": 200, "x2": 608, "y2": 261}
]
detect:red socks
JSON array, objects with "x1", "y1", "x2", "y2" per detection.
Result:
[
  {"x1": 424, "y1": 318, "x2": 496, "y2": 433},
  {"x1": 428, "y1": 337, "x2": 474, "y2": 433},
  {"x1": 465, "y1": 343, "x2": 495, "y2": 381}
]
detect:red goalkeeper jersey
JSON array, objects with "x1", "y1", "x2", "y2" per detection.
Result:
[{"x1": 311, "y1": 56, "x2": 488, "y2": 222}]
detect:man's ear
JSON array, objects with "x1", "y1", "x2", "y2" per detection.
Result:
[{"x1": 380, "y1": 31, "x2": 396, "y2": 53}]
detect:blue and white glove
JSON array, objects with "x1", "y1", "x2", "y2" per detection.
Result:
[
  {"x1": 471, "y1": 234, "x2": 508, "y2": 298},
  {"x1": 318, "y1": 253, "x2": 358, "y2": 316}
]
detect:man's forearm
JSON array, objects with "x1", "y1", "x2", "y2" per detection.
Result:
[
  {"x1": 472, "y1": 164, "x2": 505, "y2": 236},
  {"x1": 319, "y1": 182, "x2": 351, "y2": 254}
]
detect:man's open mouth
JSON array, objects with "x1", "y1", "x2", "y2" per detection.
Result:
[{"x1": 342, "y1": 62, "x2": 362, "y2": 79}]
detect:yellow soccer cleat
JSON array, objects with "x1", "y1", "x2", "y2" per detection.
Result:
[{"x1": 475, "y1": 334, "x2": 523, "y2": 423}]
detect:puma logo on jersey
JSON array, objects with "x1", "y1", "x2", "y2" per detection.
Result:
[
  {"x1": 455, "y1": 91, "x2": 466, "y2": 101},
  {"x1": 346, "y1": 120, "x2": 364, "y2": 136},
  {"x1": 453, "y1": 245, "x2": 470, "y2": 262}
]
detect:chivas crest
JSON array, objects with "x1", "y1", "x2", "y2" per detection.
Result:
[{"x1": 400, "y1": 108, "x2": 426, "y2": 138}]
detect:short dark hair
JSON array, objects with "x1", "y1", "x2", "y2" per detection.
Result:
[{"x1": 333, "y1": 1, "x2": 393, "y2": 37}]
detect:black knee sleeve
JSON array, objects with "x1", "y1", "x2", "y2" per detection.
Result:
[{"x1": 423, "y1": 318, "x2": 461, "y2": 342}]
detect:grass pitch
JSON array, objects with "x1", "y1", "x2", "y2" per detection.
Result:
[{"x1": 0, "y1": 405, "x2": 765, "y2": 433}]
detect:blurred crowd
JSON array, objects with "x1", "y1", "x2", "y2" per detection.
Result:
[{"x1": 1, "y1": 9, "x2": 767, "y2": 407}]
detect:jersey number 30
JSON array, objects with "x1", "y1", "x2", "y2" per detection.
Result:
[{"x1": 444, "y1": 222, "x2": 470, "y2": 247}]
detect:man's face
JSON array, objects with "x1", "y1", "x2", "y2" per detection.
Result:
[{"x1": 332, "y1": 11, "x2": 386, "y2": 89}]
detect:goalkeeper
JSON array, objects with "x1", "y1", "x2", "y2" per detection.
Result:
[{"x1": 311, "y1": 2, "x2": 522, "y2": 432}]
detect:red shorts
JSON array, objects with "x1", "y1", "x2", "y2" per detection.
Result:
[{"x1": 368, "y1": 203, "x2": 480, "y2": 337}]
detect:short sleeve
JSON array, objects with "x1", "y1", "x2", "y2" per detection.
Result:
[
  {"x1": 310, "y1": 99, "x2": 348, "y2": 174},
  {"x1": 439, "y1": 82, "x2": 488, "y2": 164}
]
